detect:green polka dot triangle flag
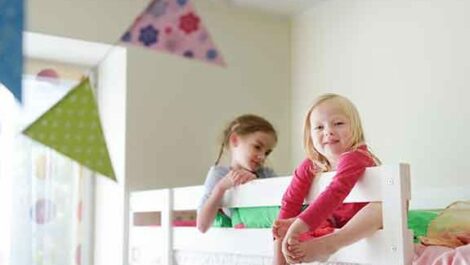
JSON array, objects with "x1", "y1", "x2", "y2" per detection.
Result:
[{"x1": 23, "y1": 78, "x2": 116, "y2": 181}]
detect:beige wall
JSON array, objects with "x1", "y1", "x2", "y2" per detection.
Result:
[
  {"x1": 292, "y1": 0, "x2": 470, "y2": 205},
  {"x1": 28, "y1": 0, "x2": 292, "y2": 190}
]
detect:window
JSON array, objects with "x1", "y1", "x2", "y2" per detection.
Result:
[
  {"x1": 0, "y1": 60, "x2": 94, "y2": 265},
  {"x1": 1, "y1": 32, "x2": 127, "y2": 265}
]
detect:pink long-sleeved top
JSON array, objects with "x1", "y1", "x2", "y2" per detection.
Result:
[{"x1": 278, "y1": 145, "x2": 377, "y2": 232}]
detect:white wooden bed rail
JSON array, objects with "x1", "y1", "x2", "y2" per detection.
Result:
[{"x1": 129, "y1": 163, "x2": 413, "y2": 265}]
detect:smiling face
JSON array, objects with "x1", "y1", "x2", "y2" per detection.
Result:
[
  {"x1": 309, "y1": 99, "x2": 353, "y2": 167},
  {"x1": 230, "y1": 131, "x2": 276, "y2": 172}
]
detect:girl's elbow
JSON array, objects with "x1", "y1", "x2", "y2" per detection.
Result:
[
  {"x1": 196, "y1": 217, "x2": 210, "y2": 233},
  {"x1": 197, "y1": 222, "x2": 209, "y2": 233}
]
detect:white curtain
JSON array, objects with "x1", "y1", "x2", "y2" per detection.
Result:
[{"x1": 0, "y1": 76, "x2": 91, "y2": 265}]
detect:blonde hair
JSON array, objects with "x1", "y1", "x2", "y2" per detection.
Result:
[
  {"x1": 214, "y1": 114, "x2": 277, "y2": 165},
  {"x1": 303, "y1": 93, "x2": 379, "y2": 171}
]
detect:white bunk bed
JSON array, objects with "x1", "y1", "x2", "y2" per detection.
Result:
[{"x1": 128, "y1": 164, "x2": 413, "y2": 265}]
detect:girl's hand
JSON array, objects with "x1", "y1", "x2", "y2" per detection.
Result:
[
  {"x1": 281, "y1": 219, "x2": 309, "y2": 263},
  {"x1": 272, "y1": 218, "x2": 296, "y2": 240},
  {"x1": 230, "y1": 168, "x2": 257, "y2": 186},
  {"x1": 217, "y1": 168, "x2": 256, "y2": 191},
  {"x1": 282, "y1": 235, "x2": 303, "y2": 264}
]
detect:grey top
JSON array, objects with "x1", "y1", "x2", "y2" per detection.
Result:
[{"x1": 198, "y1": 165, "x2": 276, "y2": 217}]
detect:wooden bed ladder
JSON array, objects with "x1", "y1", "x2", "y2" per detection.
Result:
[{"x1": 324, "y1": 163, "x2": 414, "y2": 265}]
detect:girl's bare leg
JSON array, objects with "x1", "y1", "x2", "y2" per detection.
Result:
[
  {"x1": 272, "y1": 239, "x2": 287, "y2": 265},
  {"x1": 289, "y1": 202, "x2": 383, "y2": 263}
]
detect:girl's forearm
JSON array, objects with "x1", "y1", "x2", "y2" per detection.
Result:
[{"x1": 196, "y1": 185, "x2": 226, "y2": 233}]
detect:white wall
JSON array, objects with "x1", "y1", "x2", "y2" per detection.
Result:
[
  {"x1": 292, "y1": 0, "x2": 470, "y2": 207},
  {"x1": 27, "y1": 0, "x2": 292, "y2": 190}
]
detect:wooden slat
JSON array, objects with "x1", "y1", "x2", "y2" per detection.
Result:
[
  {"x1": 222, "y1": 165, "x2": 388, "y2": 208},
  {"x1": 149, "y1": 227, "x2": 410, "y2": 265},
  {"x1": 131, "y1": 165, "x2": 404, "y2": 211},
  {"x1": 173, "y1": 228, "x2": 272, "y2": 256},
  {"x1": 306, "y1": 166, "x2": 385, "y2": 203},
  {"x1": 130, "y1": 189, "x2": 168, "y2": 212},
  {"x1": 173, "y1": 186, "x2": 204, "y2": 210},
  {"x1": 222, "y1": 176, "x2": 291, "y2": 208}
]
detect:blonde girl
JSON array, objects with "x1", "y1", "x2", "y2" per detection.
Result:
[{"x1": 272, "y1": 94, "x2": 382, "y2": 264}]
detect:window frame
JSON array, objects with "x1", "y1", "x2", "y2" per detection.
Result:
[{"x1": 23, "y1": 32, "x2": 128, "y2": 265}]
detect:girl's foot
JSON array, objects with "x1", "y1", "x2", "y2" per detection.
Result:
[{"x1": 288, "y1": 233, "x2": 339, "y2": 263}]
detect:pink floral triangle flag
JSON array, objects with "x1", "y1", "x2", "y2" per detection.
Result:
[{"x1": 121, "y1": 0, "x2": 225, "y2": 66}]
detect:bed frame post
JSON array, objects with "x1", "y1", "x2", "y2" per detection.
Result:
[
  {"x1": 128, "y1": 202, "x2": 135, "y2": 264},
  {"x1": 161, "y1": 188, "x2": 174, "y2": 265},
  {"x1": 381, "y1": 163, "x2": 413, "y2": 265}
]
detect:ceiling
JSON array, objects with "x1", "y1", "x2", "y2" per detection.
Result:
[{"x1": 224, "y1": 0, "x2": 319, "y2": 16}]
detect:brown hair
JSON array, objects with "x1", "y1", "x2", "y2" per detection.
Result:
[
  {"x1": 303, "y1": 93, "x2": 380, "y2": 171},
  {"x1": 214, "y1": 114, "x2": 277, "y2": 165}
]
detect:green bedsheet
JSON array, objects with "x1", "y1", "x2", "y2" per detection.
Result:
[{"x1": 214, "y1": 207, "x2": 439, "y2": 242}]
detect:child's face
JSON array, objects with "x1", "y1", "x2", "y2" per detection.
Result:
[
  {"x1": 230, "y1": 131, "x2": 276, "y2": 172},
  {"x1": 310, "y1": 100, "x2": 353, "y2": 165}
]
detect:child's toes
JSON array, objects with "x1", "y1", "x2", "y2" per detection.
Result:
[
  {"x1": 290, "y1": 246, "x2": 304, "y2": 256},
  {"x1": 287, "y1": 237, "x2": 300, "y2": 245}
]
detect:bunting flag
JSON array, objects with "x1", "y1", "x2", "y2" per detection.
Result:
[
  {"x1": 0, "y1": 0, "x2": 24, "y2": 102},
  {"x1": 121, "y1": 0, "x2": 225, "y2": 66},
  {"x1": 23, "y1": 78, "x2": 116, "y2": 181}
]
